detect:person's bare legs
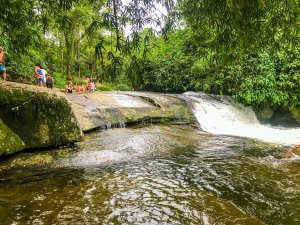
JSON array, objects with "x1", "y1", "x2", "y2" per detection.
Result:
[
  {"x1": 288, "y1": 144, "x2": 300, "y2": 154},
  {"x1": 3, "y1": 71, "x2": 6, "y2": 81}
]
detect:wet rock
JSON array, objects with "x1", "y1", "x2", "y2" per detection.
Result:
[
  {"x1": 289, "y1": 107, "x2": 300, "y2": 123},
  {"x1": 0, "y1": 81, "x2": 83, "y2": 149},
  {"x1": 68, "y1": 91, "x2": 193, "y2": 132},
  {"x1": 269, "y1": 107, "x2": 300, "y2": 127},
  {"x1": 255, "y1": 103, "x2": 274, "y2": 122},
  {"x1": 0, "y1": 119, "x2": 25, "y2": 156}
]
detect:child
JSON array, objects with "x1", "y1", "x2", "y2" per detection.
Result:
[
  {"x1": 79, "y1": 84, "x2": 85, "y2": 93},
  {"x1": 91, "y1": 81, "x2": 95, "y2": 91},
  {"x1": 65, "y1": 81, "x2": 73, "y2": 93},
  {"x1": 46, "y1": 74, "x2": 54, "y2": 89},
  {"x1": 74, "y1": 83, "x2": 79, "y2": 92},
  {"x1": 86, "y1": 81, "x2": 92, "y2": 92}
]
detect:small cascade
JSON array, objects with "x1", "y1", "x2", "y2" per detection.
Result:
[
  {"x1": 184, "y1": 92, "x2": 300, "y2": 145},
  {"x1": 99, "y1": 121, "x2": 126, "y2": 130}
]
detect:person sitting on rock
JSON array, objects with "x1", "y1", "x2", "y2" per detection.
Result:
[
  {"x1": 46, "y1": 74, "x2": 54, "y2": 89},
  {"x1": 79, "y1": 84, "x2": 85, "y2": 93},
  {"x1": 287, "y1": 144, "x2": 300, "y2": 155},
  {"x1": 0, "y1": 47, "x2": 7, "y2": 81},
  {"x1": 86, "y1": 81, "x2": 92, "y2": 92},
  {"x1": 65, "y1": 81, "x2": 73, "y2": 93},
  {"x1": 73, "y1": 83, "x2": 79, "y2": 92},
  {"x1": 91, "y1": 80, "x2": 95, "y2": 91}
]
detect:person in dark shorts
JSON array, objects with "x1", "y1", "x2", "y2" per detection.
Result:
[
  {"x1": 0, "y1": 47, "x2": 7, "y2": 81},
  {"x1": 46, "y1": 74, "x2": 54, "y2": 89}
]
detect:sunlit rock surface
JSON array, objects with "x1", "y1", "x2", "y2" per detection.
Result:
[
  {"x1": 0, "y1": 81, "x2": 83, "y2": 149},
  {"x1": 68, "y1": 91, "x2": 193, "y2": 132}
]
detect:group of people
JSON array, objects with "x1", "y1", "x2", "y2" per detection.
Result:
[
  {"x1": 65, "y1": 76, "x2": 95, "y2": 93},
  {"x1": 0, "y1": 47, "x2": 6, "y2": 81},
  {"x1": 34, "y1": 63, "x2": 54, "y2": 88}
]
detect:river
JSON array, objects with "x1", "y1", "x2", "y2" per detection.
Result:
[{"x1": 0, "y1": 125, "x2": 299, "y2": 225}]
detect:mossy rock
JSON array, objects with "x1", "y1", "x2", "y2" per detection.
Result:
[
  {"x1": 255, "y1": 103, "x2": 274, "y2": 122},
  {"x1": 290, "y1": 107, "x2": 300, "y2": 123},
  {"x1": 0, "y1": 119, "x2": 25, "y2": 156},
  {"x1": 0, "y1": 82, "x2": 83, "y2": 149}
]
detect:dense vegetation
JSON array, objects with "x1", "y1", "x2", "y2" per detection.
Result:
[{"x1": 0, "y1": 0, "x2": 299, "y2": 107}]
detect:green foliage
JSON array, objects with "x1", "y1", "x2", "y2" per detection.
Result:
[
  {"x1": 178, "y1": 0, "x2": 300, "y2": 51},
  {"x1": 53, "y1": 72, "x2": 67, "y2": 89},
  {"x1": 122, "y1": 28, "x2": 300, "y2": 107},
  {"x1": 112, "y1": 83, "x2": 132, "y2": 91},
  {"x1": 96, "y1": 83, "x2": 132, "y2": 91},
  {"x1": 72, "y1": 76, "x2": 84, "y2": 85},
  {"x1": 1, "y1": 0, "x2": 299, "y2": 109},
  {"x1": 96, "y1": 84, "x2": 114, "y2": 91}
]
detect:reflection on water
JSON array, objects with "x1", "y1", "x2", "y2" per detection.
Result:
[{"x1": 0, "y1": 126, "x2": 299, "y2": 225}]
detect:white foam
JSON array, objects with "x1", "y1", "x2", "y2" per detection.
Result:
[{"x1": 186, "y1": 93, "x2": 300, "y2": 145}]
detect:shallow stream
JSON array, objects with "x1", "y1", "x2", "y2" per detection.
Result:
[{"x1": 0, "y1": 125, "x2": 299, "y2": 225}]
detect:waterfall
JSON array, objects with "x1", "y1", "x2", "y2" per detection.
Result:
[{"x1": 184, "y1": 92, "x2": 300, "y2": 145}]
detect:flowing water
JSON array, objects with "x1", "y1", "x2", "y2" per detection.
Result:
[
  {"x1": 0, "y1": 93, "x2": 300, "y2": 225},
  {"x1": 185, "y1": 92, "x2": 300, "y2": 145},
  {"x1": 0, "y1": 125, "x2": 299, "y2": 225}
]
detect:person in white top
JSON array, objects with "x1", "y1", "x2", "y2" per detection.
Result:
[{"x1": 91, "y1": 81, "x2": 95, "y2": 91}]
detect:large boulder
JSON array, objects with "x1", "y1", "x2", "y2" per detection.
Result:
[
  {"x1": 0, "y1": 119, "x2": 25, "y2": 156},
  {"x1": 0, "y1": 81, "x2": 83, "y2": 149}
]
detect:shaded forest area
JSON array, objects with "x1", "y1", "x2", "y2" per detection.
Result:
[{"x1": 0, "y1": 0, "x2": 299, "y2": 107}]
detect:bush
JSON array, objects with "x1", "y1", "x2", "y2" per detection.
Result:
[
  {"x1": 96, "y1": 83, "x2": 132, "y2": 91},
  {"x1": 72, "y1": 76, "x2": 85, "y2": 85},
  {"x1": 113, "y1": 83, "x2": 132, "y2": 91},
  {"x1": 53, "y1": 72, "x2": 67, "y2": 89},
  {"x1": 96, "y1": 84, "x2": 115, "y2": 91}
]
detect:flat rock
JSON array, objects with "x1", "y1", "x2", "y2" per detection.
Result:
[{"x1": 67, "y1": 91, "x2": 193, "y2": 132}]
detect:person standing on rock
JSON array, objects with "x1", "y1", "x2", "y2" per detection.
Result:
[
  {"x1": 37, "y1": 68, "x2": 44, "y2": 87},
  {"x1": 0, "y1": 47, "x2": 7, "y2": 81},
  {"x1": 40, "y1": 66, "x2": 47, "y2": 84},
  {"x1": 34, "y1": 63, "x2": 41, "y2": 85}
]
